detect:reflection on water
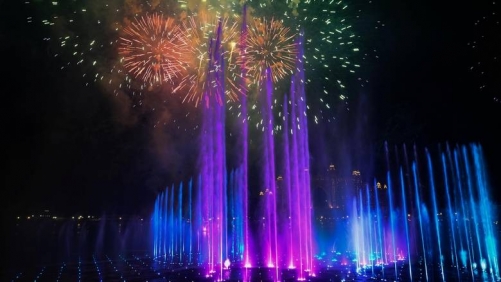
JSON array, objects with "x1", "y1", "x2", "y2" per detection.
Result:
[
  {"x1": 3, "y1": 216, "x2": 500, "y2": 281},
  {"x1": 2, "y1": 216, "x2": 149, "y2": 280}
]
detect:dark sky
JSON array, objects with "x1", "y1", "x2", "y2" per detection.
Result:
[{"x1": 1, "y1": 0, "x2": 500, "y2": 218}]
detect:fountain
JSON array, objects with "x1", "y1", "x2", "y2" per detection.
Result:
[
  {"x1": 4, "y1": 2, "x2": 497, "y2": 282},
  {"x1": 150, "y1": 12, "x2": 500, "y2": 282},
  {"x1": 6, "y1": 13, "x2": 499, "y2": 282},
  {"x1": 151, "y1": 19, "x2": 317, "y2": 280}
]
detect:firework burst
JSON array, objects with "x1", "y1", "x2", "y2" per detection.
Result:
[
  {"x1": 28, "y1": 0, "x2": 378, "y2": 129},
  {"x1": 243, "y1": 18, "x2": 297, "y2": 86},
  {"x1": 174, "y1": 14, "x2": 241, "y2": 106},
  {"x1": 118, "y1": 13, "x2": 187, "y2": 87}
]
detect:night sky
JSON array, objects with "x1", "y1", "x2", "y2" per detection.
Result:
[{"x1": 1, "y1": 0, "x2": 500, "y2": 219}]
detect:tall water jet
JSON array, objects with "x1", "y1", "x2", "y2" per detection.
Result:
[
  {"x1": 228, "y1": 168, "x2": 245, "y2": 261},
  {"x1": 258, "y1": 67, "x2": 279, "y2": 273},
  {"x1": 279, "y1": 33, "x2": 314, "y2": 278},
  {"x1": 426, "y1": 149, "x2": 445, "y2": 281},
  {"x1": 198, "y1": 20, "x2": 227, "y2": 277},
  {"x1": 237, "y1": 4, "x2": 252, "y2": 269}
]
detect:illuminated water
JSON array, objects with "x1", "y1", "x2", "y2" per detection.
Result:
[
  {"x1": 148, "y1": 17, "x2": 500, "y2": 282},
  {"x1": 4, "y1": 9, "x2": 500, "y2": 282}
]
